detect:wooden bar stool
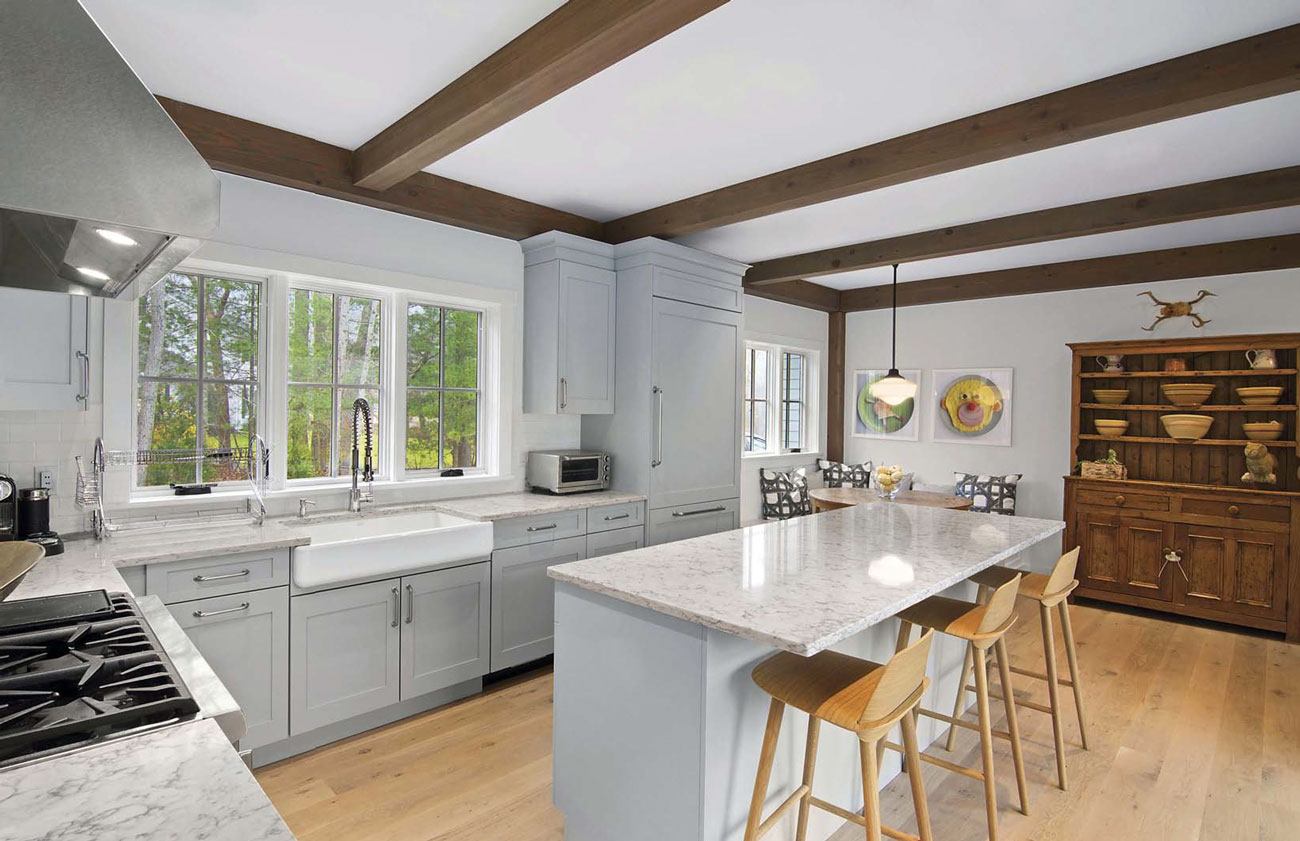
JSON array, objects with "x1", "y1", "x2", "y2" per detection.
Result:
[
  {"x1": 744, "y1": 629, "x2": 936, "y2": 841},
  {"x1": 890, "y1": 574, "x2": 1028, "y2": 841},
  {"x1": 945, "y1": 547, "x2": 1088, "y2": 791}
]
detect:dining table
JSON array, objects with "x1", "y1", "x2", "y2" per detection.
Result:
[{"x1": 809, "y1": 486, "x2": 974, "y2": 513}]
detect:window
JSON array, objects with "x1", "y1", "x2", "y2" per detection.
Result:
[
  {"x1": 742, "y1": 342, "x2": 818, "y2": 456},
  {"x1": 405, "y1": 304, "x2": 481, "y2": 471},
  {"x1": 136, "y1": 272, "x2": 260, "y2": 487},
  {"x1": 285, "y1": 288, "x2": 382, "y2": 480}
]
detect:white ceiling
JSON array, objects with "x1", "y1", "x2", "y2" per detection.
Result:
[{"x1": 84, "y1": 0, "x2": 1300, "y2": 290}]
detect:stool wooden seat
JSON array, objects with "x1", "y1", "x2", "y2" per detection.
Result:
[
  {"x1": 891, "y1": 574, "x2": 1028, "y2": 841},
  {"x1": 946, "y1": 548, "x2": 1088, "y2": 792},
  {"x1": 745, "y1": 629, "x2": 936, "y2": 841}
]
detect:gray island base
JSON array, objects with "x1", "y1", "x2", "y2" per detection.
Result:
[{"x1": 550, "y1": 503, "x2": 1065, "y2": 841}]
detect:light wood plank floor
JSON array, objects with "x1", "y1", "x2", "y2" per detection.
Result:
[{"x1": 256, "y1": 600, "x2": 1300, "y2": 841}]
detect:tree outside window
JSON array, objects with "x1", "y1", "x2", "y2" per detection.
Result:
[{"x1": 406, "y1": 304, "x2": 480, "y2": 470}]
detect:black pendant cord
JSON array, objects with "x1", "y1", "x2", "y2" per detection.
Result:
[{"x1": 889, "y1": 263, "x2": 899, "y2": 373}]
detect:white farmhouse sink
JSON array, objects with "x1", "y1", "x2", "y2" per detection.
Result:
[{"x1": 291, "y1": 510, "x2": 493, "y2": 589}]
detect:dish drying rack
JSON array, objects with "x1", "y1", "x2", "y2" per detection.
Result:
[{"x1": 76, "y1": 436, "x2": 270, "y2": 539}]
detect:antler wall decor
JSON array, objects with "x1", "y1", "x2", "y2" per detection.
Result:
[{"x1": 1138, "y1": 289, "x2": 1215, "y2": 331}]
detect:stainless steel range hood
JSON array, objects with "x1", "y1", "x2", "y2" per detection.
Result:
[{"x1": 0, "y1": 0, "x2": 219, "y2": 298}]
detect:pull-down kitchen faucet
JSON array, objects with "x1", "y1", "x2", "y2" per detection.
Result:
[{"x1": 349, "y1": 397, "x2": 374, "y2": 512}]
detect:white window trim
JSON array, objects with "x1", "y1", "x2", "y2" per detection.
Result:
[
  {"x1": 103, "y1": 245, "x2": 515, "y2": 509},
  {"x1": 742, "y1": 338, "x2": 822, "y2": 459}
]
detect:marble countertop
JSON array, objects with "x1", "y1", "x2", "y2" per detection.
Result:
[
  {"x1": 426, "y1": 489, "x2": 646, "y2": 521},
  {"x1": 549, "y1": 503, "x2": 1065, "y2": 656},
  {"x1": 0, "y1": 718, "x2": 293, "y2": 841},
  {"x1": 52, "y1": 520, "x2": 311, "y2": 571}
]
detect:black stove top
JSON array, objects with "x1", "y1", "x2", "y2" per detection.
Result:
[{"x1": 0, "y1": 591, "x2": 198, "y2": 768}]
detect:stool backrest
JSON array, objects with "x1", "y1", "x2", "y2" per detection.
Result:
[
  {"x1": 975, "y1": 573, "x2": 1021, "y2": 635},
  {"x1": 1045, "y1": 547, "x2": 1081, "y2": 597},
  {"x1": 860, "y1": 628, "x2": 934, "y2": 723}
]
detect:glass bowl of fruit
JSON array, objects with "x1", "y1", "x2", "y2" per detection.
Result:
[{"x1": 874, "y1": 464, "x2": 905, "y2": 500}]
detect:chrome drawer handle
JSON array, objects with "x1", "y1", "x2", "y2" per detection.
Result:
[
  {"x1": 672, "y1": 505, "x2": 726, "y2": 518},
  {"x1": 604, "y1": 513, "x2": 630, "y2": 521},
  {"x1": 391, "y1": 587, "x2": 400, "y2": 628},
  {"x1": 193, "y1": 568, "x2": 250, "y2": 583},
  {"x1": 405, "y1": 584, "x2": 414, "y2": 625},
  {"x1": 652, "y1": 386, "x2": 664, "y2": 468},
  {"x1": 527, "y1": 523, "x2": 558, "y2": 532},
  {"x1": 193, "y1": 602, "x2": 249, "y2": 619}
]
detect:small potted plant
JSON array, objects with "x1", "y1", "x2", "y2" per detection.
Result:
[{"x1": 1078, "y1": 449, "x2": 1127, "y2": 480}]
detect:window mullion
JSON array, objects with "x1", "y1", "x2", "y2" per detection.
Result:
[
  {"x1": 194, "y1": 275, "x2": 206, "y2": 484},
  {"x1": 767, "y1": 348, "x2": 780, "y2": 454},
  {"x1": 330, "y1": 293, "x2": 341, "y2": 478}
]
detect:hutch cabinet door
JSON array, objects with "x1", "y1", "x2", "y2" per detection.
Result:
[
  {"x1": 1120, "y1": 518, "x2": 1176, "y2": 602},
  {"x1": 1175, "y1": 525, "x2": 1289, "y2": 621},
  {"x1": 1075, "y1": 511, "x2": 1174, "y2": 601}
]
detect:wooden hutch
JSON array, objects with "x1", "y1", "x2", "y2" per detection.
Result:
[{"x1": 1064, "y1": 333, "x2": 1300, "y2": 643}]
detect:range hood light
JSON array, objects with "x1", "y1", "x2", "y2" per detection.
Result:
[
  {"x1": 95, "y1": 228, "x2": 138, "y2": 247},
  {"x1": 76, "y1": 267, "x2": 110, "y2": 281}
]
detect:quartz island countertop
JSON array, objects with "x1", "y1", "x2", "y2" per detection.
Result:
[{"x1": 549, "y1": 502, "x2": 1065, "y2": 655}]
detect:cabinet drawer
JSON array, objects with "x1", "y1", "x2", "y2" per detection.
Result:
[
  {"x1": 586, "y1": 525, "x2": 646, "y2": 558},
  {"x1": 652, "y1": 267, "x2": 743, "y2": 313},
  {"x1": 147, "y1": 549, "x2": 291, "y2": 604},
  {"x1": 586, "y1": 501, "x2": 645, "y2": 534},
  {"x1": 1179, "y1": 497, "x2": 1291, "y2": 524},
  {"x1": 493, "y1": 509, "x2": 587, "y2": 549},
  {"x1": 1075, "y1": 488, "x2": 1169, "y2": 512}
]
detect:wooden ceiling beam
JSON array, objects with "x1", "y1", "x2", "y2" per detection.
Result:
[
  {"x1": 158, "y1": 97, "x2": 604, "y2": 241},
  {"x1": 743, "y1": 279, "x2": 841, "y2": 312},
  {"x1": 352, "y1": 0, "x2": 729, "y2": 191},
  {"x1": 605, "y1": 24, "x2": 1300, "y2": 242},
  {"x1": 840, "y1": 234, "x2": 1300, "y2": 311},
  {"x1": 746, "y1": 166, "x2": 1300, "y2": 287}
]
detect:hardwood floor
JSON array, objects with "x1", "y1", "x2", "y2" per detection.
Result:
[{"x1": 256, "y1": 600, "x2": 1300, "y2": 841}]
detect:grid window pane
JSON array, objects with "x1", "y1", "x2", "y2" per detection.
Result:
[
  {"x1": 781, "y1": 352, "x2": 805, "y2": 451},
  {"x1": 287, "y1": 289, "x2": 334, "y2": 383},
  {"x1": 442, "y1": 391, "x2": 478, "y2": 468},
  {"x1": 286, "y1": 385, "x2": 333, "y2": 480},
  {"x1": 203, "y1": 383, "x2": 257, "y2": 483},
  {"x1": 443, "y1": 309, "x2": 479, "y2": 389},
  {"x1": 405, "y1": 303, "x2": 481, "y2": 472},
  {"x1": 405, "y1": 391, "x2": 440, "y2": 470},
  {"x1": 203, "y1": 277, "x2": 260, "y2": 381},
  {"x1": 138, "y1": 273, "x2": 199, "y2": 379},
  {"x1": 338, "y1": 295, "x2": 382, "y2": 386},
  {"x1": 406, "y1": 304, "x2": 441, "y2": 388},
  {"x1": 135, "y1": 381, "x2": 199, "y2": 487}
]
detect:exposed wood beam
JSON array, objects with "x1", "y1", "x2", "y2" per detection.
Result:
[
  {"x1": 353, "y1": 0, "x2": 729, "y2": 191},
  {"x1": 743, "y1": 279, "x2": 841, "y2": 312},
  {"x1": 159, "y1": 97, "x2": 604, "y2": 241},
  {"x1": 605, "y1": 24, "x2": 1300, "y2": 242},
  {"x1": 826, "y1": 311, "x2": 846, "y2": 463},
  {"x1": 746, "y1": 166, "x2": 1300, "y2": 287},
  {"x1": 840, "y1": 234, "x2": 1300, "y2": 311}
]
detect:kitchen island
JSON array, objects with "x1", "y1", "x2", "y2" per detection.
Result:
[{"x1": 549, "y1": 502, "x2": 1064, "y2": 841}]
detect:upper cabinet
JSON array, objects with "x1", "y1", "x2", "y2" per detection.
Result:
[
  {"x1": 0, "y1": 288, "x2": 90, "y2": 411},
  {"x1": 521, "y1": 233, "x2": 616, "y2": 415}
]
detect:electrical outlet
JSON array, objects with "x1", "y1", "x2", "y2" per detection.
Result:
[{"x1": 36, "y1": 467, "x2": 54, "y2": 493}]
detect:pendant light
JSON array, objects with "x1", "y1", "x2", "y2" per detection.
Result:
[{"x1": 869, "y1": 263, "x2": 918, "y2": 406}]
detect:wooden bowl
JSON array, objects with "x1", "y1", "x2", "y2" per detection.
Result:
[
  {"x1": 1236, "y1": 386, "x2": 1284, "y2": 406},
  {"x1": 1243, "y1": 421, "x2": 1284, "y2": 441},
  {"x1": 1160, "y1": 413, "x2": 1213, "y2": 442},
  {"x1": 1160, "y1": 383, "x2": 1216, "y2": 407},
  {"x1": 1094, "y1": 419, "x2": 1129, "y2": 438},
  {"x1": 1092, "y1": 389, "x2": 1130, "y2": 405}
]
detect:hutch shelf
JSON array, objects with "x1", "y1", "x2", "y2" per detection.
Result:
[{"x1": 1064, "y1": 333, "x2": 1300, "y2": 642}]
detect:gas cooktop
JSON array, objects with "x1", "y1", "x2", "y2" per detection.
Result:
[{"x1": 0, "y1": 591, "x2": 198, "y2": 768}]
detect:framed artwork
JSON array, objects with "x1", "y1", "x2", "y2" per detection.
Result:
[
  {"x1": 853, "y1": 369, "x2": 921, "y2": 440},
  {"x1": 931, "y1": 368, "x2": 1013, "y2": 446}
]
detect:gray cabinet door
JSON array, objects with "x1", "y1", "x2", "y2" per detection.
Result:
[
  {"x1": 491, "y1": 534, "x2": 586, "y2": 671},
  {"x1": 650, "y1": 297, "x2": 742, "y2": 509},
  {"x1": 290, "y1": 579, "x2": 401, "y2": 734},
  {"x1": 647, "y1": 498, "x2": 740, "y2": 546},
  {"x1": 0, "y1": 288, "x2": 89, "y2": 411},
  {"x1": 557, "y1": 260, "x2": 616, "y2": 414},
  {"x1": 586, "y1": 525, "x2": 646, "y2": 558},
  {"x1": 171, "y1": 588, "x2": 289, "y2": 749},
  {"x1": 400, "y1": 562, "x2": 491, "y2": 700}
]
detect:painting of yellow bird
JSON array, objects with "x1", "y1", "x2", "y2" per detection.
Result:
[{"x1": 933, "y1": 370, "x2": 1013, "y2": 445}]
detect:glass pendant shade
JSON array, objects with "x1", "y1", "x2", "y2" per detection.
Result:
[{"x1": 872, "y1": 368, "x2": 917, "y2": 406}]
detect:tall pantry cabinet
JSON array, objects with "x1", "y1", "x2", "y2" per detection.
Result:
[{"x1": 582, "y1": 238, "x2": 749, "y2": 545}]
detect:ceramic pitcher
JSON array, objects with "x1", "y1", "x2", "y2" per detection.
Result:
[
  {"x1": 1246, "y1": 349, "x2": 1277, "y2": 369},
  {"x1": 1096, "y1": 354, "x2": 1124, "y2": 372}
]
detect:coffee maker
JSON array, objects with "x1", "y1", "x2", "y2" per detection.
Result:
[
  {"x1": 0, "y1": 475, "x2": 16, "y2": 541},
  {"x1": 17, "y1": 488, "x2": 63, "y2": 556}
]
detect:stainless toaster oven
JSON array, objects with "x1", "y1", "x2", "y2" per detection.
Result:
[{"x1": 525, "y1": 450, "x2": 611, "y2": 494}]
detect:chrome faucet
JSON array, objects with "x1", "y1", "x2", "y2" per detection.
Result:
[{"x1": 349, "y1": 397, "x2": 374, "y2": 513}]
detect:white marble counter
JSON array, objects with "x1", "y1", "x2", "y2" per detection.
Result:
[
  {"x1": 549, "y1": 503, "x2": 1064, "y2": 655},
  {"x1": 53, "y1": 520, "x2": 311, "y2": 571},
  {"x1": 0, "y1": 718, "x2": 293, "y2": 841},
  {"x1": 427, "y1": 489, "x2": 645, "y2": 521}
]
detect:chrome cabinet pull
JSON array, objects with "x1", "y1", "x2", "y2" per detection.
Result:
[
  {"x1": 672, "y1": 505, "x2": 727, "y2": 518},
  {"x1": 559, "y1": 376, "x2": 568, "y2": 410},
  {"x1": 193, "y1": 602, "x2": 249, "y2": 619},
  {"x1": 405, "y1": 584, "x2": 414, "y2": 624},
  {"x1": 527, "y1": 523, "x2": 558, "y2": 532},
  {"x1": 652, "y1": 386, "x2": 664, "y2": 467},
  {"x1": 391, "y1": 587, "x2": 400, "y2": 628},
  {"x1": 604, "y1": 513, "x2": 630, "y2": 521},
  {"x1": 193, "y1": 568, "x2": 250, "y2": 583},
  {"x1": 75, "y1": 350, "x2": 90, "y2": 406}
]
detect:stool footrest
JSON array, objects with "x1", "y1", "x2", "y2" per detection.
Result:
[
  {"x1": 808, "y1": 796, "x2": 921, "y2": 841},
  {"x1": 1008, "y1": 663, "x2": 1074, "y2": 687},
  {"x1": 915, "y1": 707, "x2": 1012, "y2": 742},
  {"x1": 881, "y1": 740, "x2": 985, "y2": 782},
  {"x1": 755, "y1": 784, "x2": 810, "y2": 838},
  {"x1": 966, "y1": 684, "x2": 1055, "y2": 715}
]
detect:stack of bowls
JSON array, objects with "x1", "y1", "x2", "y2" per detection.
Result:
[
  {"x1": 1236, "y1": 386, "x2": 1284, "y2": 406},
  {"x1": 1092, "y1": 389, "x2": 1129, "y2": 405},
  {"x1": 1160, "y1": 414, "x2": 1213, "y2": 442},
  {"x1": 1161, "y1": 382, "x2": 1215, "y2": 408},
  {"x1": 1243, "y1": 421, "x2": 1284, "y2": 441},
  {"x1": 1094, "y1": 419, "x2": 1129, "y2": 438}
]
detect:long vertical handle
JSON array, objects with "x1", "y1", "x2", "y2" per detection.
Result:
[
  {"x1": 75, "y1": 350, "x2": 90, "y2": 406},
  {"x1": 651, "y1": 386, "x2": 664, "y2": 467},
  {"x1": 405, "y1": 584, "x2": 414, "y2": 624},
  {"x1": 391, "y1": 586, "x2": 400, "y2": 628},
  {"x1": 559, "y1": 376, "x2": 568, "y2": 410}
]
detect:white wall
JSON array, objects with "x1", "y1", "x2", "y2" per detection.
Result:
[
  {"x1": 843, "y1": 267, "x2": 1300, "y2": 567},
  {"x1": 739, "y1": 296, "x2": 829, "y2": 524}
]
